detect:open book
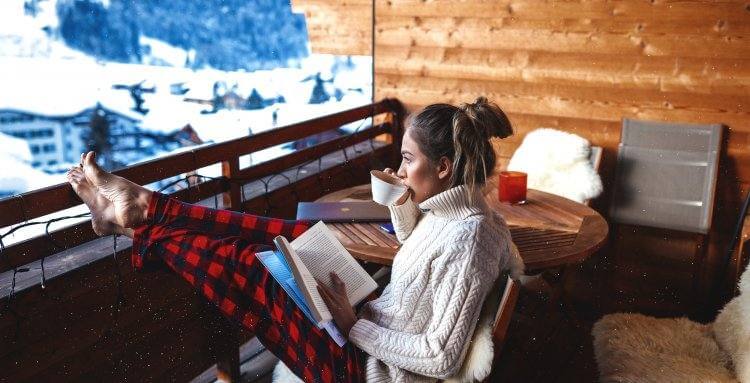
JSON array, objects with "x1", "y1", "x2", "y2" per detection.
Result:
[{"x1": 256, "y1": 221, "x2": 378, "y2": 338}]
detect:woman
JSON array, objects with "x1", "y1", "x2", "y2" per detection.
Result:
[{"x1": 67, "y1": 97, "x2": 523, "y2": 383}]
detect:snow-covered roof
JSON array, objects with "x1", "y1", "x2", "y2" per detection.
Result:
[
  {"x1": 0, "y1": 132, "x2": 62, "y2": 193},
  {"x1": 0, "y1": 130, "x2": 33, "y2": 162},
  {"x1": 0, "y1": 58, "x2": 146, "y2": 120}
]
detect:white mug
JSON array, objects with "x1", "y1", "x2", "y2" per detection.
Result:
[{"x1": 371, "y1": 170, "x2": 408, "y2": 206}]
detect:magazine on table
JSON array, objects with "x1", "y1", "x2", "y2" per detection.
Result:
[{"x1": 255, "y1": 221, "x2": 378, "y2": 346}]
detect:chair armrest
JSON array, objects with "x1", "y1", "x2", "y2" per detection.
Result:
[
  {"x1": 739, "y1": 214, "x2": 750, "y2": 268},
  {"x1": 730, "y1": 214, "x2": 750, "y2": 296},
  {"x1": 492, "y1": 277, "x2": 520, "y2": 354}
]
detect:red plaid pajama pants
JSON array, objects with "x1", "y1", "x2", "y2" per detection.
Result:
[{"x1": 131, "y1": 192, "x2": 367, "y2": 383}]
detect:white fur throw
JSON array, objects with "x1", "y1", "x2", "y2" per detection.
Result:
[
  {"x1": 507, "y1": 128, "x2": 602, "y2": 203},
  {"x1": 592, "y1": 267, "x2": 750, "y2": 383},
  {"x1": 592, "y1": 313, "x2": 737, "y2": 383},
  {"x1": 713, "y1": 266, "x2": 750, "y2": 383},
  {"x1": 272, "y1": 361, "x2": 302, "y2": 383}
]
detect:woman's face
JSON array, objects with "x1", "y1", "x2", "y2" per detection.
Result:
[{"x1": 396, "y1": 129, "x2": 452, "y2": 204}]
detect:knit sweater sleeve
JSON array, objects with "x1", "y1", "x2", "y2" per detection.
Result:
[
  {"x1": 349, "y1": 247, "x2": 494, "y2": 378},
  {"x1": 387, "y1": 196, "x2": 421, "y2": 243}
]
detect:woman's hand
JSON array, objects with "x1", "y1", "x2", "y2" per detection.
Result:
[
  {"x1": 317, "y1": 272, "x2": 358, "y2": 337},
  {"x1": 383, "y1": 168, "x2": 412, "y2": 205},
  {"x1": 383, "y1": 167, "x2": 397, "y2": 177}
]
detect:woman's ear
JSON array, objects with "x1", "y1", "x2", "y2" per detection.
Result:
[{"x1": 437, "y1": 156, "x2": 453, "y2": 180}]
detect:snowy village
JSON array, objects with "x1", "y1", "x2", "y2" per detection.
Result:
[{"x1": 1, "y1": 1, "x2": 749, "y2": 383}]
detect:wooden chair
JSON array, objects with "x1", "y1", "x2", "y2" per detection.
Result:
[
  {"x1": 589, "y1": 145, "x2": 603, "y2": 172},
  {"x1": 439, "y1": 275, "x2": 521, "y2": 383},
  {"x1": 725, "y1": 196, "x2": 750, "y2": 298},
  {"x1": 488, "y1": 276, "x2": 521, "y2": 364},
  {"x1": 524, "y1": 144, "x2": 603, "y2": 322}
]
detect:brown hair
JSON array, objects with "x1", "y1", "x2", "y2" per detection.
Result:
[{"x1": 406, "y1": 97, "x2": 513, "y2": 197}]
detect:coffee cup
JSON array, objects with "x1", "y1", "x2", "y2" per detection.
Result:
[{"x1": 371, "y1": 170, "x2": 408, "y2": 206}]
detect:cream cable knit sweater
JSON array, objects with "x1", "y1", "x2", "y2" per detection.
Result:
[{"x1": 348, "y1": 185, "x2": 523, "y2": 382}]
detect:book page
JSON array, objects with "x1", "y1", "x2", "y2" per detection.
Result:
[{"x1": 290, "y1": 221, "x2": 378, "y2": 306}]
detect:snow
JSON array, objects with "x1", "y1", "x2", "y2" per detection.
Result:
[
  {"x1": 140, "y1": 36, "x2": 190, "y2": 67},
  {"x1": 0, "y1": 130, "x2": 33, "y2": 162},
  {"x1": 0, "y1": 55, "x2": 372, "y2": 140},
  {"x1": 0, "y1": 132, "x2": 64, "y2": 194},
  {"x1": 0, "y1": 1, "x2": 375, "y2": 246},
  {"x1": 0, "y1": 0, "x2": 89, "y2": 60}
]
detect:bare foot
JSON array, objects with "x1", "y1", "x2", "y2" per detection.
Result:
[
  {"x1": 67, "y1": 166, "x2": 118, "y2": 236},
  {"x1": 81, "y1": 152, "x2": 151, "y2": 228}
]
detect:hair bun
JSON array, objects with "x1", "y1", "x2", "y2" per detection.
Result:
[{"x1": 459, "y1": 97, "x2": 513, "y2": 140}]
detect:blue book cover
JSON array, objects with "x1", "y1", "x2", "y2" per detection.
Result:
[
  {"x1": 256, "y1": 250, "x2": 318, "y2": 326},
  {"x1": 256, "y1": 250, "x2": 348, "y2": 346}
]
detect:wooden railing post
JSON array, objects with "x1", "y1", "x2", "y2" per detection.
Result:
[
  {"x1": 222, "y1": 157, "x2": 242, "y2": 211},
  {"x1": 388, "y1": 98, "x2": 406, "y2": 168},
  {"x1": 214, "y1": 321, "x2": 241, "y2": 383}
]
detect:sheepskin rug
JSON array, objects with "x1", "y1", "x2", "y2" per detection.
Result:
[
  {"x1": 713, "y1": 266, "x2": 750, "y2": 383},
  {"x1": 507, "y1": 128, "x2": 602, "y2": 204},
  {"x1": 592, "y1": 313, "x2": 737, "y2": 383},
  {"x1": 593, "y1": 261, "x2": 750, "y2": 383}
]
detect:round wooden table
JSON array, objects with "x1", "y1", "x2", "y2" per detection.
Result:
[{"x1": 316, "y1": 180, "x2": 608, "y2": 272}]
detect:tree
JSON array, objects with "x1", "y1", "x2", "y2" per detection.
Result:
[{"x1": 85, "y1": 106, "x2": 113, "y2": 168}]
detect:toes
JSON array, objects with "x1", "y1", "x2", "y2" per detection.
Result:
[
  {"x1": 83, "y1": 152, "x2": 102, "y2": 174},
  {"x1": 67, "y1": 169, "x2": 86, "y2": 185},
  {"x1": 68, "y1": 168, "x2": 84, "y2": 179}
]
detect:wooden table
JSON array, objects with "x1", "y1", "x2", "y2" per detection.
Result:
[{"x1": 316, "y1": 180, "x2": 608, "y2": 272}]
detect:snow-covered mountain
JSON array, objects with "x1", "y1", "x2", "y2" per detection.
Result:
[
  {"x1": 3, "y1": 0, "x2": 309, "y2": 70},
  {"x1": 0, "y1": 0, "x2": 86, "y2": 59}
]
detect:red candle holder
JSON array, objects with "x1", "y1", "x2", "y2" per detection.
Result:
[{"x1": 498, "y1": 171, "x2": 527, "y2": 204}]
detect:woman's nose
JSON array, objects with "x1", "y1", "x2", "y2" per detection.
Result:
[{"x1": 396, "y1": 164, "x2": 406, "y2": 179}]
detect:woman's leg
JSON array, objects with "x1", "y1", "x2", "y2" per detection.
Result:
[
  {"x1": 69, "y1": 157, "x2": 311, "y2": 245},
  {"x1": 143, "y1": 191, "x2": 311, "y2": 244},
  {"x1": 132, "y1": 193, "x2": 366, "y2": 383}
]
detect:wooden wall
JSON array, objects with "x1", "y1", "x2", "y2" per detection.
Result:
[
  {"x1": 296, "y1": 0, "x2": 750, "y2": 315},
  {"x1": 292, "y1": 0, "x2": 372, "y2": 56}
]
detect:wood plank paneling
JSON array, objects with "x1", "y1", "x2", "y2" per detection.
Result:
[
  {"x1": 377, "y1": 73, "x2": 749, "y2": 125},
  {"x1": 374, "y1": 45, "x2": 750, "y2": 95},
  {"x1": 378, "y1": 0, "x2": 750, "y2": 22},
  {"x1": 291, "y1": 0, "x2": 372, "y2": 55}
]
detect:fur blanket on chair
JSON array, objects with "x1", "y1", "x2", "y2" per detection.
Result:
[
  {"x1": 507, "y1": 128, "x2": 602, "y2": 203},
  {"x1": 713, "y1": 266, "x2": 750, "y2": 382},
  {"x1": 593, "y1": 264, "x2": 750, "y2": 383},
  {"x1": 592, "y1": 313, "x2": 737, "y2": 383}
]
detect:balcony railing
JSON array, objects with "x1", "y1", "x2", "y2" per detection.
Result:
[{"x1": 0, "y1": 98, "x2": 405, "y2": 382}]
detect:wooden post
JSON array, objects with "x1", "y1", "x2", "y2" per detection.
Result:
[
  {"x1": 691, "y1": 233, "x2": 708, "y2": 320},
  {"x1": 200, "y1": 297, "x2": 242, "y2": 383},
  {"x1": 388, "y1": 98, "x2": 406, "y2": 169},
  {"x1": 215, "y1": 320, "x2": 241, "y2": 383},
  {"x1": 222, "y1": 157, "x2": 242, "y2": 211}
]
